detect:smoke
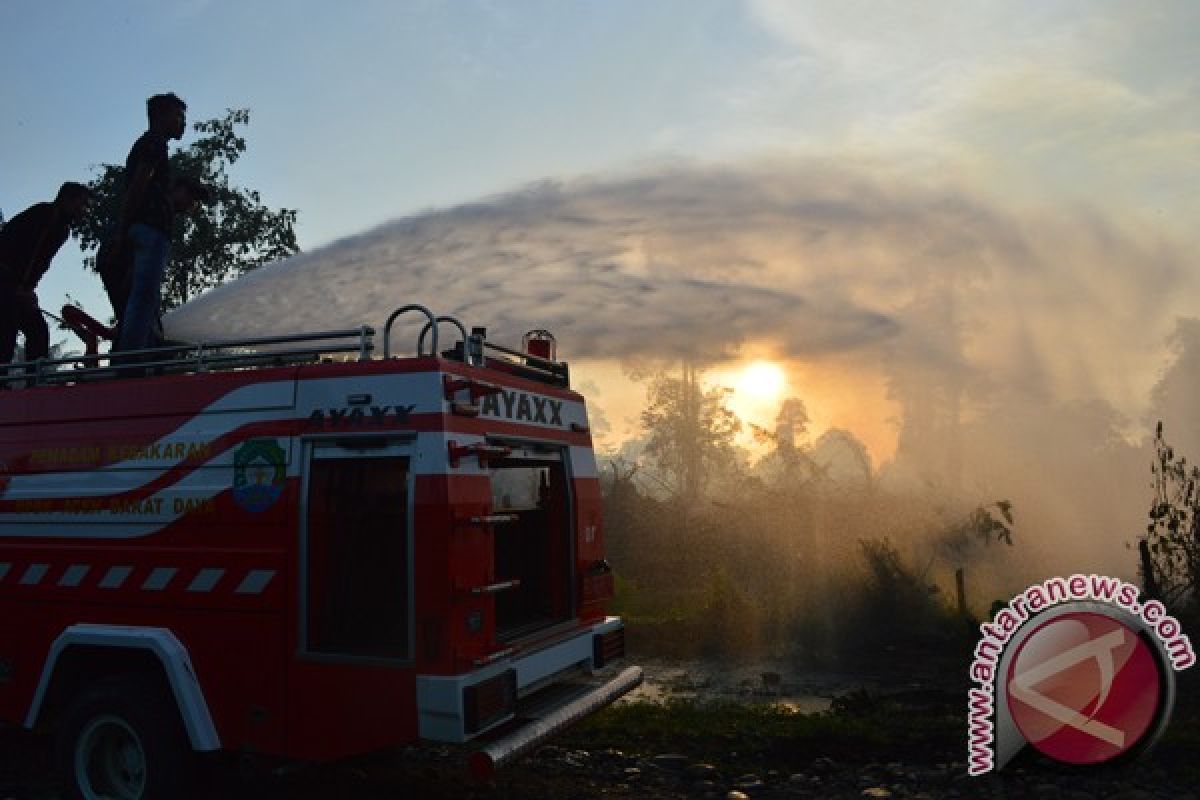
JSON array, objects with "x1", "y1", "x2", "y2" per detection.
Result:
[
  {"x1": 168, "y1": 161, "x2": 1188, "y2": 383},
  {"x1": 167, "y1": 158, "x2": 1199, "y2": 585},
  {"x1": 168, "y1": 163, "x2": 919, "y2": 360}
]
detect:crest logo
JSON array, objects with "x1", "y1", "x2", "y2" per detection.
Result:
[{"x1": 233, "y1": 439, "x2": 286, "y2": 513}]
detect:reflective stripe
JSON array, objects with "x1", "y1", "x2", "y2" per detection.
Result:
[
  {"x1": 58, "y1": 565, "x2": 91, "y2": 587},
  {"x1": 235, "y1": 569, "x2": 275, "y2": 595},
  {"x1": 20, "y1": 564, "x2": 49, "y2": 586},
  {"x1": 0, "y1": 562, "x2": 280, "y2": 596},
  {"x1": 99, "y1": 566, "x2": 133, "y2": 589},
  {"x1": 187, "y1": 568, "x2": 225, "y2": 593},
  {"x1": 142, "y1": 567, "x2": 178, "y2": 591}
]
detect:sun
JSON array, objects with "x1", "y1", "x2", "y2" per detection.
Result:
[{"x1": 736, "y1": 361, "x2": 787, "y2": 403}]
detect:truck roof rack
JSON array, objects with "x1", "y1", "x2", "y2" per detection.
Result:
[{"x1": 2, "y1": 305, "x2": 570, "y2": 390}]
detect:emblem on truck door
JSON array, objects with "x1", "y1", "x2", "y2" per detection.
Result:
[{"x1": 233, "y1": 439, "x2": 287, "y2": 513}]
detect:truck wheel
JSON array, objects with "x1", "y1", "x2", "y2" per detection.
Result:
[{"x1": 54, "y1": 676, "x2": 193, "y2": 800}]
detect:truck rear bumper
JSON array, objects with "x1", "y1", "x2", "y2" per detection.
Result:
[
  {"x1": 468, "y1": 664, "x2": 643, "y2": 779},
  {"x1": 416, "y1": 616, "x2": 634, "y2": 744}
]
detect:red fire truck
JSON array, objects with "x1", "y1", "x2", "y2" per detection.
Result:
[{"x1": 0, "y1": 305, "x2": 639, "y2": 799}]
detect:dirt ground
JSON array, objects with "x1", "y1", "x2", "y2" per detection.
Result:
[{"x1": 5, "y1": 717, "x2": 1199, "y2": 800}]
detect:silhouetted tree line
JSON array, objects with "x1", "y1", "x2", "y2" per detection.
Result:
[
  {"x1": 1141, "y1": 422, "x2": 1200, "y2": 620},
  {"x1": 73, "y1": 108, "x2": 298, "y2": 312},
  {"x1": 601, "y1": 363, "x2": 1015, "y2": 664}
]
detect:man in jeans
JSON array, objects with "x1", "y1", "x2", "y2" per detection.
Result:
[
  {"x1": 99, "y1": 175, "x2": 210, "y2": 348},
  {"x1": 108, "y1": 92, "x2": 187, "y2": 352}
]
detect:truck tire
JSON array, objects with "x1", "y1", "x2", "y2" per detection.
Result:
[{"x1": 54, "y1": 675, "x2": 194, "y2": 800}]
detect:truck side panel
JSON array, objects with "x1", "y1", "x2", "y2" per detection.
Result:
[
  {"x1": 1, "y1": 354, "x2": 625, "y2": 764},
  {"x1": 0, "y1": 369, "x2": 299, "y2": 754}
]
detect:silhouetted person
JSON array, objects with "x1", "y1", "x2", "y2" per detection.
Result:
[
  {"x1": 0, "y1": 182, "x2": 91, "y2": 371},
  {"x1": 99, "y1": 175, "x2": 210, "y2": 347},
  {"x1": 106, "y1": 92, "x2": 187, "y2": 352}
]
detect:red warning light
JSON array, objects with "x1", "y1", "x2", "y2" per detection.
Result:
[{"x1": 523, "y1": 329, "x2": 555, "y2": 360}]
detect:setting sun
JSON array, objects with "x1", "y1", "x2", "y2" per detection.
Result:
[{"x1": 736, "y1": 361, "x2": 787, "y2": 403}]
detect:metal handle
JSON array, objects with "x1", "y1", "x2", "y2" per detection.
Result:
[
  {"x1": 470, "y1": 514, "x2": 519, "y2": 525},
  {"x1": 470, "y1": 579, "x2": 521, "y2": 595},
  {"x1": 383, "y1": 304, "x2": 438, "y2": 358},
  {"x1": 417, "y1": 316, "x2": 469, "y2": 360}
]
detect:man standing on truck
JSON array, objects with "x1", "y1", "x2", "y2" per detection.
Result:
[
  {"x1": 104, "y1": 92, "x2": 188, "y2": 353},
  {"x1": 0, "y1": 181, "x2": 91, "y2": 371},
  {"x1": 99, "y1": 175, "x2": 210, "y2": 346}
]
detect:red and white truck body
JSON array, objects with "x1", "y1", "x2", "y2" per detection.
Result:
[{"x1": 0, "y1": 311, "x2": 636, "y2": 793}]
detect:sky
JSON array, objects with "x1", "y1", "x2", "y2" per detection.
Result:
[{"x1": 5, "y1": 1, "x2": 1200, "y2": 578}]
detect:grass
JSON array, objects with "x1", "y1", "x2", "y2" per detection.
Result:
[
  {"x1": 561, "y1": 672, "x2": 1200, "y2": 782},
  {"x1": 561, "y1": 697, "x2": 963, "y2": 771}
]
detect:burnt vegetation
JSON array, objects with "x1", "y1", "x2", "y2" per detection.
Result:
[
  {"x1": 1141, "y1": 421, "x2": 1200, "y2": 623},
  {"x1": 600, "y1": 362, "x2": 1016, "y2": 670},
  {"x1": 583, "y1": 359, "x2": 1200, "y2": 788},
  {"x1": 602, "y1": 349, "x2": 1200, "y2": 688}
]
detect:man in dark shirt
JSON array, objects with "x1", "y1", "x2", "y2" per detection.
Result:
[
  {"x1": 107, "y1": 92, "x2": 187, "y2": 352},
  {"x1": 99, "y1": 175, "x2": 210, "y2": 346},
  {"x1": 0, "y1": 182, "x2": 91, "y2": 369}
]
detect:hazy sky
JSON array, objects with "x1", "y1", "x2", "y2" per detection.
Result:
[
  {"x1": 5, "y1": 1, "x2": 1195, "y2": 312},
  {"x1": 5, "y1": 1, "x2": 1200, "y2": 455}
]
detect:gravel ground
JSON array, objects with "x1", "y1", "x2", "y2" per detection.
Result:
[{"x1": 3, "y1": 723, "x2": 1197, "y2": 800}]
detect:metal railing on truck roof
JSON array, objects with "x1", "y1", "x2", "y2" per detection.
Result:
[{"x1": 1, "y1": 305, "x2": 569, "y2": 389}]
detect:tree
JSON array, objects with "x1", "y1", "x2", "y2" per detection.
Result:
[
  {"x1": 1142, "y1": 422, "x2": 1200, "y2": 613},
  {"x1": 932, "y1": 501, "x2": 1015, "y2": 564},
  {"x1": 74, "y1": 108, "x2": 299, "y2": 312},
  {"x1": 773, "y1": 396, "x2": 809, "y2": 451},
  {"x1": 639, "y1": 361, "x2": 741, "y2": 501},
  {"x1": 750, "y1": 398, "x2": 833, "y2": 488}
]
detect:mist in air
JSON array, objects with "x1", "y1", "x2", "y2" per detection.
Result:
[{"x1": 168, "y1": 158, "x2": 1200, "y2": 606}]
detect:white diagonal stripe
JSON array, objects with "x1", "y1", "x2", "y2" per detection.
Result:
[
  {"x1": 99, "y1": 566, "x2": 133, "y2": 589},
  {"x1": 0, "y1": 563, "x2": 10, "y2": 582},
  {"x1": 20, "y1": 564, "x2": 49, "y2": 585},
  {"x1": 142, "y1": 567, "x2": 178, "y2": 591},
  {"x1": 3, "y1": 373, "x2": 441, "y2": 498},
  {"x1": 58, "y1": 565, "x2": 91, "y2": 587},
  {"x1": 5, "y1": 379, "x2": 297, "y2": 492},
  {"x1": 187, "y1": 568, "x2": 225, "y2": 593},
  {"x1": 235, "y1": 569, "x2": 276, "y2": 595}
]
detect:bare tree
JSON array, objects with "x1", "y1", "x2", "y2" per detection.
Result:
[
  {"x1": 1142, "y1": 422, "x2": 1200, "y2": 611},
  {"x1": 639, "y1": 360, "x2": 741, "y2": 503}
]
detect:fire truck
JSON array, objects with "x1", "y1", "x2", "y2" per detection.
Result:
[{"x1": 0, "y1": 305, "x2": 639, "y2": 799}]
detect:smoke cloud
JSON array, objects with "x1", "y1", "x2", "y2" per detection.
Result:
[
  {"x1": 167, "y1": 158, "x2": 1199, "y2": 585},
  {"x1": 168, "y1": 161, "x2": 1189, "y2": 391},
  {"x1": 169, "y1": 163, "x2": 922, "y2": 360}
]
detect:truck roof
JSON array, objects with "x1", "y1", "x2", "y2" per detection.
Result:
[{"x1": 0, "y1": 304, "x2": 571, "y2": 399}]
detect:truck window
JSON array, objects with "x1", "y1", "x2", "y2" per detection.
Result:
[{"x1": 304, "y1": 454, "x2": 410, "y2": 659}]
